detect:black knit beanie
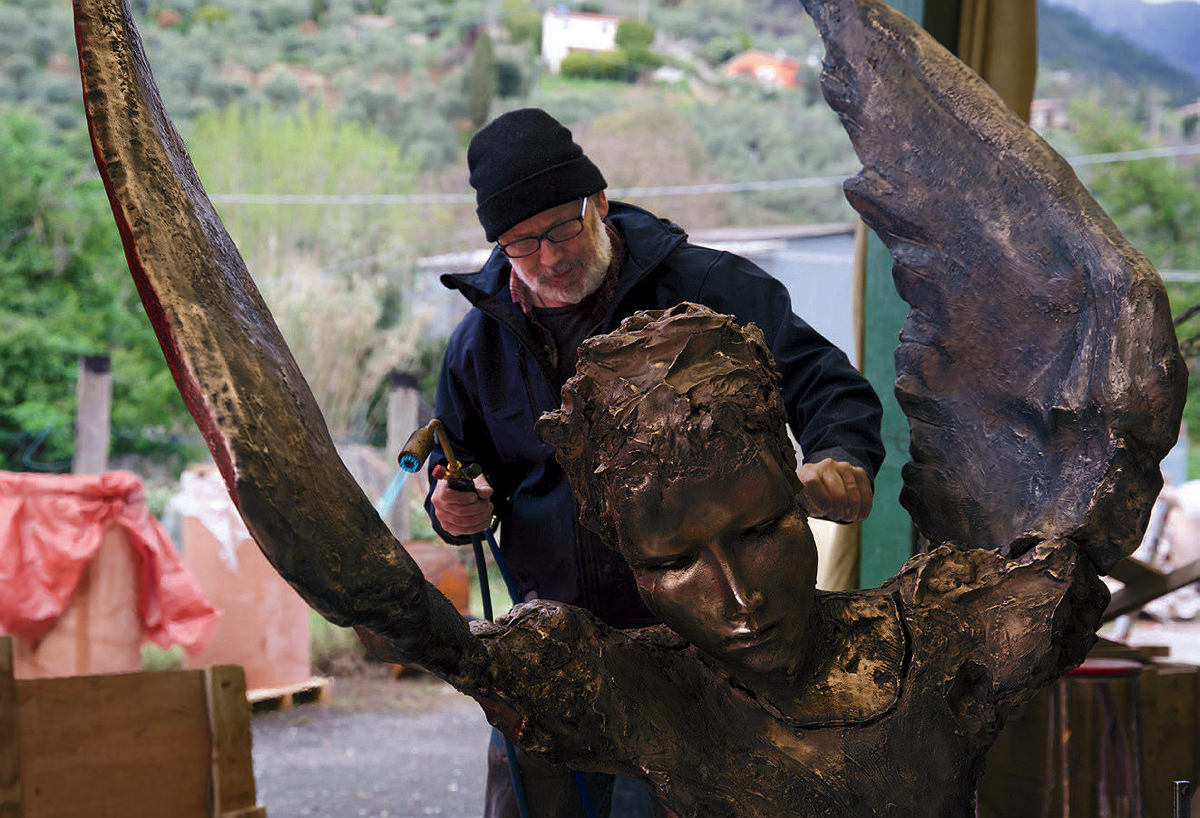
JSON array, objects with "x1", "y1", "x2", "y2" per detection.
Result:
[{"x1": 468, "y1": 108, "x2": 607, "y2": 242}]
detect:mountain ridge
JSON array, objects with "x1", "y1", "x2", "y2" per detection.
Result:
[{"x1": 1043, "y1": 0, "x2": 1200, "y2": 84}]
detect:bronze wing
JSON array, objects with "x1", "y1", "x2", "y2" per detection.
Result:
[
  {"x1": 801, "y1": 0, "x2": 1187, "y2": 572},
  {"x1": 72, "y1": 0, "x2": 485, "y2": 682}
]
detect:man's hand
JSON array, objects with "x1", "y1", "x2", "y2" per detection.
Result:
[
  {"x1": 431, "y1": 472, "x2": 494, "y2": 537},
  {"x1": 798, "y1": 458, "x2": 873, "y2": 523}
]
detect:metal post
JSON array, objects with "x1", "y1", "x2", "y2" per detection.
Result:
[
  {"x1": 73, "y1": 354, "x2": 112, "y2": 474},
  {"x1": 1176, "y1": 781, "x2": 1191, "y2": 818}
]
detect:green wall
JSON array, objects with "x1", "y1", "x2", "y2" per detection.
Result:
[{"x1": 858, "y1": 0, "x2": 959, "y2": 586}]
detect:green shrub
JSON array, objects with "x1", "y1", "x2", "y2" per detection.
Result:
[
  {"x1": 615, "y1": 19, "x2": 655, "y2": 51},
  {"x1": 561, "y1": 50, "x2": 635, "y2": 82},
  {"x1": 193, "y1": 4, "x2": 231, "y2": 27},
  {"x1": 502, "y1": 0, "x2": 542, "y2": 52},
  {"x1": 623, "y1": 44, "x2": 664, "y2": 71},
  {"x1": 0, "y1": 106, "x2": 192, "y2": 472},
  {"x1": 141, "y1": 643, "x2": 185, "y2": 671},
  {"x1": 495, "y1": 45, "x2": 532, "y2": 98},
  {"x1": 262, "y1": 68, "x2": 302, "y2": 107}
]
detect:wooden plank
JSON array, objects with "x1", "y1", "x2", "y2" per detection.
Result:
[
  {"x1": 0, "y1": 637, "x2": 21, "y2": 818},
  {"x1": 205, "y1": 666, "x2": 258, "y2": 814},
  {"x1": 1140, "y1": 662, "x2": 1199, "y2": 818},
  {"x1": 72, "y1": 354, "x2": 111, "y2": 475},
  {"x1": 385, "y1": 371, "x2": 421, "y2": 540},
  {"x1": 1090, "y1": 639, "x2": 1171, "y2": 661},
  {"x1": 1105, "y1": 557, "x2": 1200, "y2": 620},
  {"x1": 17, "y1": 669, "x2": 212, "y2": 818},
  {"x1": 1108, "y1": 556, "x2": 1166, "y2": 587},
  {"x1": 1195, "y1": 666, "x2": 1200, "y2": 817},
  {"x1": 1067, "y1": 675, "x2": 1100, "y2": 817},
  {"x1": 977, "y1": 684, "x2": 1055, "y2": 815}
]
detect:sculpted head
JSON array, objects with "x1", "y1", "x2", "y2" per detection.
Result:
[{"x1": 537, "y1": 303, "x2": 819, "y2": 683}]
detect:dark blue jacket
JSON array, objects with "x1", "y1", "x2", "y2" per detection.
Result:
[{"x1": 427, "y1": 202, "x2": 884, "y2": 626}]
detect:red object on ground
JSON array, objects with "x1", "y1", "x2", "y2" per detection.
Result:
[
  {"x1": 0, "y1": 469, "x2": 219, "y2": 651},
  {"x1": 1066, "y1": 657, "x2": 1144, "y2": 678}
]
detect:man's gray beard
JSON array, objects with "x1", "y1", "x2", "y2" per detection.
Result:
[{"x1": 550, "y1": 228, "x2": 613, "y2": 305}]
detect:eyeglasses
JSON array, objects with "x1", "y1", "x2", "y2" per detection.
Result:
[{"x1": 497, "y1": 198, "x2": 589, "y2": 259}]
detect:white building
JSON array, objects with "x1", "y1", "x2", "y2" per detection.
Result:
[
  {"x1": 541, "y1": 8, "x2": 622, "y2": 73},
  {"x1": 1030, "y1": 98, "x2": 1070, "y2": 132}
]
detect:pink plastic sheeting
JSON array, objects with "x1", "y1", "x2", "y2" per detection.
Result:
[{"x1": 0, "y1": 469, "x2": 218, "y2": 651}]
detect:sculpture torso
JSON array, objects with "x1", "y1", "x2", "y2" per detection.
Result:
[{"x1": 474, "y1": 540, "x2": 1105, "y2": 817}]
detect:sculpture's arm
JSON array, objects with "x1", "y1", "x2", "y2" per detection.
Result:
[
  {"x1": 72, "y1": 0, "x2": 486, "y2": 686},
  {"x1": 800, "y1": 0, "x2": 1187, "y2": 572},
  {"x1": 360, "y1": 600, "x2": 714, "y2": 783}
]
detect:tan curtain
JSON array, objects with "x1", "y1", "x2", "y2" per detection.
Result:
[{"x1": 957, "y1": 0, "x2": 1037, "y2": 122}]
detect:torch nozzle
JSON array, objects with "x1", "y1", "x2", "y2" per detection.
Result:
[
  {"x1": 397, "y1": 419, "x2": 461, "y2": 474},
  {"x1": 398, "y1": 426, "x2": 435, "y2": 472}
]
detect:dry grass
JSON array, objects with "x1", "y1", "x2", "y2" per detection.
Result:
[{"x1": 260, "y1": 257, "x2": 432, "y2": 442}]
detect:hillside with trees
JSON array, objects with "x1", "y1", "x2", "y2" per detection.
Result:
[
  {"x1": 1038, "y1": 0, "x2": 1200, "y2": 105},
  {"x1": 1044, "y1": 0, "x2": 1200, "y2": 84}
]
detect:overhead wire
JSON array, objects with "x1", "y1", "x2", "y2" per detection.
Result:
[{"x1": 204, "y1": 143, "x2": 1200, "y2": 206}]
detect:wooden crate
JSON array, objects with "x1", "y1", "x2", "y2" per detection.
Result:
[
  {"x1": 980, "y1": 648, "x2": 1199, "y2": 817},
  {"x1": 0, "y1": 636, "x2": 266, "y2": 818},
  {"x1": 247, "y1": 677, "x2": 331, "y2": 712}
]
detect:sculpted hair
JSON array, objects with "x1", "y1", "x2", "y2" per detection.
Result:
[{"x1": 537, "y1": 302, "x2": 799, "y2": 549}]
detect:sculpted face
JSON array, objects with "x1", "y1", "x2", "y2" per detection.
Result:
[
  {"x1": 614, "y1": 447, "x2": 818, "y2": 683},
  {"x1": 499, "y1": 192, "x2": 612, "y2": 308}
]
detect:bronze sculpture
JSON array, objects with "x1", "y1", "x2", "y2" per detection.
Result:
[{"x1": 71, "y1": 0, "x2": 1186, "y2": 814}]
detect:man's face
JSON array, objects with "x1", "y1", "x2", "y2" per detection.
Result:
[
  {"x1": 614, "y1": 447, "x2": 818, "y2": 683},
  {"x1": 498, "y1": 192, "x2": 612, "y2": 308}
]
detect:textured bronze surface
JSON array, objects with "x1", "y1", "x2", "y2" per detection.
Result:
[
  {"x1": 800, "y1": 0, "x2": 1186, "y2": 572},
  {"x1": 73, "y1": 0, "x2": 1186, "y2": 814},
  {"x1": 538, "y1": 307, "x2": 800, "y2": 547}
]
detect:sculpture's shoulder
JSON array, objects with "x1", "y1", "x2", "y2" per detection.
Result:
[
  {"x1": 470, "y1": 600, "x2": 638, "y2": 702},
  {"x1": 470, "y1": 600, "x2": 688, "y2": 656},
  {"x1": 790, "y1": 590, "x2": 908, "y2": 726},
  {"x1": 471, "y1": 598, "x2": 603, "y2": 643},
  {"x1": 883, "y1": 540, "x2": 1108, "y2": 706},
  {"x1": 884, "y1": 539, "x2": 1102, "y2": 613}
]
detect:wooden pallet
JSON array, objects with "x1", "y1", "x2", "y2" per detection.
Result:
[{"x1": 247, "y1": 676, "x2": 332, "y2": 712}]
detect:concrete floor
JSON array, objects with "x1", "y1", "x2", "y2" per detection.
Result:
[{"x1": 252, "y1": 674, "x2": 489, "y2": 818}]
